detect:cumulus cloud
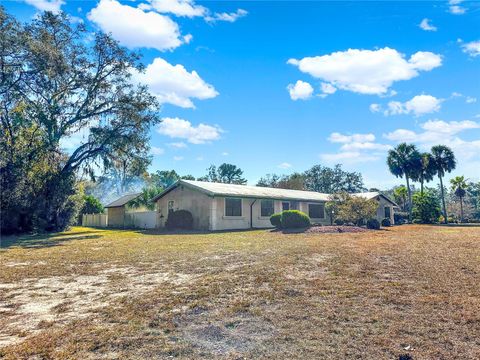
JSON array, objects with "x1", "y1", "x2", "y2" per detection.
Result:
[
  {"x1": 287, "y1": 80, "x2": 314, "y2": 100},
  {"x1": 168, "y1": 142, "x2": 188, "y2": 149},
  {"x1": 88, "y1": 0, "x2": 189, "y2": 51},
  {"x1": 277, "y1": 162, "x2": 293, "y2": 169},
  {"x1": 144, "y1": 0, "x2": 207, "y2": 17},
  {"x1": 319, "y1": 152, "x2": 381, "y2": 164},
  {"x1": 150, "y1": 146, "x2": 165, "y2": 155},
  {"x1": 466, "y1": 96, "x2": 477, "y2": 104},
  {"x1": 448, "y1": 0, "x2": 466, "y2": 14},
  {"x1": 133, "y1": 58, "x2": 218, "y2": 108},
  {"x1": 288, "y1": 47, "x2": 442, "y2": 95},
  {"x1": 384, "y1": 95, "x2": 443, "y2": 116},
  {"x1": 384, "y1": 119, "x2": 480, "y2": 161},
  {"x1": 328, "y1": 132, "x2": 376, "y2": 143},
  {"x1": 419, "y1": 18, "x2": 437, "y2": 31},
  {"x1": 206, "y1": 9, "x2": 248, "y2": 22},
  {"x1": 461, "y1": 40, "x2": 480, "y2": 57},
  {"x1": 23, "y1": 0, "x2": 64, "y2": 12},
  {"x1": 370, "y1": 103, "x2": 381, "y2": 113},
  {"x1": 157, "y1": 117, "x2": 222, "y2": 144},
  {"x1": 322, "y1": 132, "x2": 390, "y2": 164},
  {"x1": 320, "y1": 82, "x2": 337, "y2": 96}
]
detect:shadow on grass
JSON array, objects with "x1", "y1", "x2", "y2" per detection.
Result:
[
  {"x1": 431, "y1": 223, "x2": 480, "y2": 228},
  {"x1": 0, "y1": 232, "x2": 102, "y2": 249}
]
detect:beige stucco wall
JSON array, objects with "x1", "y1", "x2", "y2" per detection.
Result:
[
  {"x1": 211, "y1": 198, "x2": 331, "y2": 230},
  {"x1": 374, "y1": 196, "x2": 395, "y2": 224},
  {"x1": 107, "y1": 207, "x2": 125, "y2": 227},
  {"x1": 156, "y1": 185, "x2": 212, "y2": 230}
]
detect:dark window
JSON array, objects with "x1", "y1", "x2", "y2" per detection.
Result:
[
  {"x1": 384, "y1": 206, "x2": 391, "y2": 219},
  {"x1": 308, "y1": 203, "x2": 324, "y2": 219},
  {"x1": 168, "y1": 201, "x2": 174, "y2": 213},
  {"x1": 261, "y1": 200, "x2": 275, "y2": 217},
  {"x1": 225, "y1": 198, "x2": 242, "y2": 216},
  {"x1": 290, "y1": 201, "x2": 299, "y2": 210},
  {"x1": 282, "y1": 202, "x2": 290, "y2": 211}
]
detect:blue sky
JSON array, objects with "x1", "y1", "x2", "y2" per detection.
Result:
[{"x1": 4, "y1": 0, "x2": 480, "y2": 188}]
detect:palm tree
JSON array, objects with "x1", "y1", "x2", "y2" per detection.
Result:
[
  {"x1": 450, "y1": 176, "x2": 467, "y2": 222},
  {"x1": 393, "y1": 185, "x2": 408, "y2": 212},
  {"x1": 387, "y1": 143, "x2": 421, "y2": 222},
  {"x1": 431, "y1": 145, "x2": 456, "y2": 224},
  {"x1": 127, "y1": 187, "x2": 164, "y2": 211},
  {"x1": 412, "y1": 152, "x2": 436, "y2": 194}
]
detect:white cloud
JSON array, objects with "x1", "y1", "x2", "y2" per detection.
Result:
[
  {"x1": 133, "y1": 58, "x2": 218, "y2": 108},
  {"x1": 384, "y1": 95, "x2": 442, "y2": 116},
  {"x1": 221, "y1": 152, "x2": 229, "y2": 156},
  {"x1": 419, "y1": 18, "x2": 437, "y2": 31},
  {"x1": 205, "y1": 9, "x2": 248, "y2": 23},
  {"x1": 173, "y1": 156, "x2": 184, "y2": 161},
  {"x1": 23, "y1": 0, "x2": 64, "y2": 12},
  {"x1": 287, "y1": 80, "x2": 314, "y2": 100},
  {"x1": 88, "y1": 0, "x2": 189, "y2": 51},
  {"x1": 384, "y1": 119, "x2": 480, "y2": 143},
  {"x1": 157, "y1": 117, "x2": 222, "y2": 144},
  {"x1": 150, "y1": 146, "x2": 165, "y2": 155},
  {"x1": 277, "y1": 162, "x2": 292, "y2": 169},
  {"x1": 384, "y1": 119, "x2": 480, "y2": 162},
  {"x1": 196, "y1": 156, "x2": 204, "y2": 161},
  {"x1": 340, "y1": 142, "x2": 391, "y2": 152},
  {"x1": 145, "y1": 0, "x2": 207, "y2": 17},
  {"x1": 323, "y1": 132, "x2": 389, "y2": 164},
  {"x1": 462, "y1": 40, "x2": 480, "y2": 57},
  {"x1": 328, "y1": 132, "x2": 376, "y2": 143},
  {"x1": 319, "y1": 152, "x2": 381, "y2": 164},
  {"x1": 466, "y1": 96, "x2": 477, "y2": 104},
  {"x1": 448, "y1": 0, "x2": 466, "y2": 14},
  {"x1": 288, "y1": 48, "x2": 442, "y2": 95},
  {"x1": 168, "y1": 142, "x2": 188, "y2": 149},
  {"x1": 370, "y1": 103, "x2": 381, "y2": 113},
  {"x1": 320, "y1": 82, "x2": 337, "y2": 95}
]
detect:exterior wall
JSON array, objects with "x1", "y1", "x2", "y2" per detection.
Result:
[
  {"x1": 212, "y1": 198, "x2": 331, "y2": 230},
  {"x1": 375, "y1": 196, "x2": 395, "y2": 224},
  {"x1": 107, "y1": 207, "x2": 125, "y2": 227},
  {"x1": 156, "y1": 185, "x2": 212, "y2": 230}
]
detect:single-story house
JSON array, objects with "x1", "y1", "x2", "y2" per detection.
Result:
[
  {"x1": 152, "y1": 180, "x2": 397, "y2": 231},
  {"x1": 104, "y1": 193, "x2": 141, "y2": 227}
]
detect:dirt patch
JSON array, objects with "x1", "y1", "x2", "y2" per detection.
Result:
[
  {"x1": 279, "y1": 225, "x2": 369, "y2": 234},
  {"x1": 0, "y1": 266, "x2": 196, "y2": 347}
]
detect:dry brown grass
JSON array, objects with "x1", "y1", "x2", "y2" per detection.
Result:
[{"x1": 1, "y1": 225, "x2": 479, "y2": 359}]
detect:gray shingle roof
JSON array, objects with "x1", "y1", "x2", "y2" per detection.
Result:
[{"x1": 104, "y1": 193, "x2": 141, "y2": 208}]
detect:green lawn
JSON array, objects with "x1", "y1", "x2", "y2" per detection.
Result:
[{"x1": 1, "y1": 225, "x2": 479, "y2": 359}]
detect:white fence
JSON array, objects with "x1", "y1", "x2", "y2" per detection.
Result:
[
  {"x1": 124, "y1": 211, "x2": 157, "y2": 229},
  {"x1": 82, "y1": 214, "x2": 108, "y2": 228},
  {"x1": 81, "y1": 211, "x2": 157, "y2": 229}
]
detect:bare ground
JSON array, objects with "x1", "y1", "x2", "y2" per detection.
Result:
[{"x1": 0, "y1": 225, "x2": 479, "y2": 359}]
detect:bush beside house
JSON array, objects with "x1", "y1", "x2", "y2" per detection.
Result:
[
  {"x1": 166, "y1": 210, "x2": 194, "y2": 230},
  {"x1": 270, "y1": 210, "x2": 310, "y2": 229}
]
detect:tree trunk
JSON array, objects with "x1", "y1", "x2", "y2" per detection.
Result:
[
  {"x1": 460, "y1": 197, "x2": 464, "y2": 223},
  {"x1": 439, "y1": 175, "x2": 447, "y2": 224},
  {"x1": 420, "y1": 179, "x2": 424, "y2": 195},
  {"x1": 406, "y1": 177, "x2": 412, "y2": 222}
]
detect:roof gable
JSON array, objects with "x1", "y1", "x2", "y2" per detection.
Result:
[{"x1": 105, "y1": 193, "x2": 141, "y2": 208}]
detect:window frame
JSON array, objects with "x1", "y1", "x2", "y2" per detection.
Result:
[
  {"x1": 308, "y1": 203, "x2": 325, "y2": 219},
  {"x1": 168, "y1": 200, "x2": 174, "y2": 213},
  {"x1": 384, "y1": 206, "x2": 391, "y2": 219},
  {"x1": 224, "y1": 197, "x2": 242, "y2": 217},
  {"x1": 260, "y1": 199, "x2": 275, "y2": 217}
]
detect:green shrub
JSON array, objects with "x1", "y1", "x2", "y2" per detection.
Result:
[
  {"x1": 381, "y1": 218, "x2": 391, "y2": 227},
  {"x1": 270, "y1": 213, "x2": 282, "y2": 228},
  {"x1": 394, "y1": 211, "x2": 408, "y2": 224},
  {"x1": 280, "y1": 210, "x2": 310, "y2": 229},
  {"x1": 366, "y1": 218, "x2": 380, "y2": 230},
  {"x1": 166, "y1": 210, "x2": 194, "y2": 230},
  {"x1": 356, "y1": 218, "x2": 365, "y2": 227},
  {"x1": 412, "y1": 190, "x2": 441, "y2": 224},
  {"x1": 334, "y1": 218, "x2": 344, "y2": 225}
]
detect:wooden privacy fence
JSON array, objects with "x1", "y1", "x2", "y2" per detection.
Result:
[
  {"x1": 82, "y1": 211, "x2": 157, "y2": 229},
  {"x1": 82, "y1": 214, "x2": 108, "y2": 228}
]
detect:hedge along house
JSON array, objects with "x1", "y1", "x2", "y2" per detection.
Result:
[{"x1": 152, "y1": 180, "x2": 397, "y2": 231}]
